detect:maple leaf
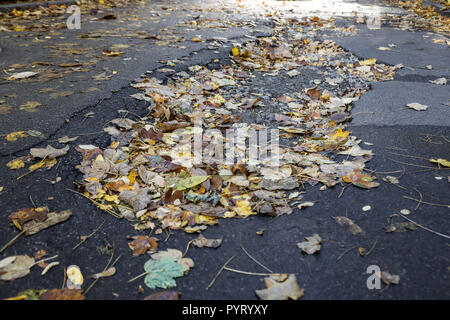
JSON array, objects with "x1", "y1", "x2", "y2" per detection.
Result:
[{"x1": 255, "y1": 274, "x2": 304, "y2": 300}]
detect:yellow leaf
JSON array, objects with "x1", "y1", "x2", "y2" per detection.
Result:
[
  {"x1": 6, "y1": 131, "x2": 28, "y2": 141},
  {"x1": 6, "y1": 159, "x2": 25, "y2": 170},
  {"x1": 234, "y1": 200, "x2": 255, "y2": 218},
  {"x1": 429, "y1": 158, "x2": 450, "y2": 168},
  {"x1": 231, "y1": 47, "x2": 240, "y2": 57},
  {"x1": 331, "y1": 127, "x2": 350, "y2": 140},
  {"x1": 104, "y1": 194, "x2": 119, "y2": 202},
  {"x1": 128, "y1": 170, "x2": 137, "y2": 186},
  {"x1": 359, "y1": 59, "x2": 377, "y2": 66},
  {"x1": 67, "y1": 265, "x2": 84, "y2": 287}
]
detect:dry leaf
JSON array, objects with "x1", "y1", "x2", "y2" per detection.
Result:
[
  {"x1": 406, "y1": 102, "x2": 428, "y2": 111},
  {"x1": 191, "y1": 233, "x2": 222, "y2": 248},
  {"x1": 39, "y1": 288, "x2": 85, "y2": 300},
  {"x1": 0, "y1": 255, "x2": 35, "y2": 281},
  {"x1": 297, "y1": 234, "x2": 322, "y2": 254},
  {"x1": 255, "y1": 274, "x2": 304, "y2": 300},
  {"x1": 30, "y1": 145, "x2": 69, "y2": 159},
  {"x1": 334, "y1": 216, "x2": 364, "y2": 235}
]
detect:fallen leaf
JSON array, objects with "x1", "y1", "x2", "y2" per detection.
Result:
[
  {"x1": 66, "y1": 265, "x2": 84, "y2": 289},
  {"x1": 143, "y1": 253, "x2": 190, "y2": 289},
  {"x1": 255, "y1": 274, "x2": 304, "y2": 300},
  {"x1": 380, "y1": 271, "x2": 400, "y2": 285},
  {"x1": 429, "y1": 158, "x2": 450, "y2": 168},
  {"x1": 91, "y1": 267, "x2": 116, "y2": 279},
  {"x1": 406, "y1": 102, "x2": 428, "y2": 111},
  {"x1": 143, "y1": 291, "x2": 180, "y2": 300},
  {"x1": 6, "y1": 131, "x2": 28, "y2": 141},
  {"x1": 191, "y1": 233, "x2": 222, "y2": 248},
  {"x1": 334, "y1": 216, "x2": 364, "y2": 235},
  {"x1": 6, "y1": 159, "x2": 25, "y2": 170},
  {"x1": 30, "y1": 145, "x2": 69, "y2": 159},
  {"x1": 429, "y1": 77, "x2": 447, "y2": 85},
  {"x1": 128, "y1": 236, "x2": 158, "y2": 257},
  {"x1": 6, "y1": 71, "x2": 38, "y2": 80},
  {"x1": 297, "y1": 234, "x2": 322, "y2": 254},
  {"x1": 10, "y1": 208, "x2": 72, "y2": 235},
  {"x1": 0, "y1": 255, "x2": 35, "y2": 281},
  {"x1": 343, "y1": 170, "x2": 379, "y2": 189},
  {"x1": 39, "y1": 288, "x2": 85, "y2": 300}
]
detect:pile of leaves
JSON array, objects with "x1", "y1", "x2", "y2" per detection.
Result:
[{"x1": 75, "y1": 17, "x2": 399, "y2": 235}]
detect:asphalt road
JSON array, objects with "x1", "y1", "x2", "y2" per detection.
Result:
[{"x1": 0, "y1": 0, "x2": 449, "y2": 300}]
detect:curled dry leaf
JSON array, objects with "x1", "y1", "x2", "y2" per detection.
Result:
[
  {"x1": 255, "y1": 274, "x2": 304, "y2": 300},
  {"x1": 91, "y1": 267, "x2": 116, "y2": 279}
]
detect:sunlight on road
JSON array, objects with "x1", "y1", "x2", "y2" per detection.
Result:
[{"x1": 221, "y1": 0, "x2": 405, "y2": 18}]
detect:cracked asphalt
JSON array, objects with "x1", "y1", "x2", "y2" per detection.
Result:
[{"x1": 0, "y1": 0, "x2": 449, "y2": 301}]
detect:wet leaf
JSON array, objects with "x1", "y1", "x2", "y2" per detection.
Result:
[
  {"x1": 255, "y1": 274, "x2": 304, "y2": 300},
  {"x1": 5, "y1": 131, "x2": 28, "y2": 141},
  {"x1": 6, "y1": 159, "x2": 25, "y2": 170},
  {"x1": 342, "y1": 170, "x2": 379, "y2": 189},
  {"x1": 128, "y1": 236, "x2": 159, "y2": 257}
]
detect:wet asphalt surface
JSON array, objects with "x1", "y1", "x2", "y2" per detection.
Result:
[{"x1": 0, "y1": 0, "x2": 449, "y2": 300}]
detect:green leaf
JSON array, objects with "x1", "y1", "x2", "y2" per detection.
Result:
[
  {"x1": 143, "y1": 257, "x2": 188, "y2": 289},
  {"x1": 173, "y1": 175, "x2": 209, "y2": 191}
]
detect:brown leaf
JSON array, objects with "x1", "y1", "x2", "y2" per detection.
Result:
[
  {"x1": 306, "y1": 87, "x2": 321, "y2": 100},
  {"x1": 143, "y1": 291, "x2": 180, "y2": 300},
  {"x1": 334, "y1": 216, "x2": 364, "y2": 235},
  {"x1": 241, "y1": 97, "x2": 261, "y2": 109},
  {"x1": 232, "y1": 161, "x2": 248, "y2": 178},
  {"x1": 39, "y1": 288, "x2": 85, "y2": 300},
  {"x1": 9, "y1": 207, "x2": 49, "y2": 228},
  {"x1": 128, "y1": 236, "x2": 159, "y2": 257},
  {"x1": 21, "y1": 210, "x2": 72, "y2": 236},
  {"x1": 159, "y1": 121, "x2": 190, "y2": 133},
  {"x1": 163, "y1": 188, "x2": 183, "y2": 205},
  {"x1": 138, "y1": 127, "x2": 162, "y2": 142}
]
